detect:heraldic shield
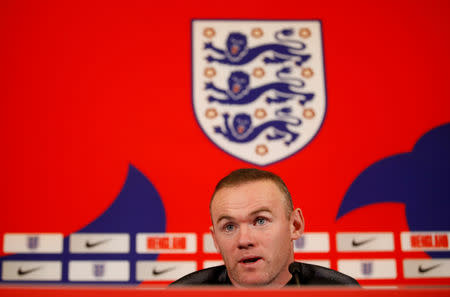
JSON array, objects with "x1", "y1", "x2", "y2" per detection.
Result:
[{"x1": 192, "y1": 20, "x2": 326, "y2": 166}]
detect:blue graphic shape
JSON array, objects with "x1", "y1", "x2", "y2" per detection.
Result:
[
  {"x1": 336, "y1": 123, "x2": 450, "y2": 258},
  {"x1": 1, "y1": 164, "x2": 166, "y2": 284},
  {"x1": 76, "y1": 164, "x2": 166, "y2": 234},
  {"x1": 206, "y1": 67, "x2": 314, "y2": 105},
  {"x1": 205, "y1": 29, "x2": 310, "y2": 66}
]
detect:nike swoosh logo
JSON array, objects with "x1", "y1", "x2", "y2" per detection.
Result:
[
  {"x1": 85, "y1": 239, "x2": 111, "y2": 248},
  {"x1": 17, "y1": 266, "x2": 41, "y2": 276},
  {"x1": 418, "y1": 264, "x2": 441, "y2": 273},
  {"x1": 152, "y1": 266, "x2": 176, "y2": 276},
  {"x1": 352, "y1": 237, "x2": 376, "y2": 247}
]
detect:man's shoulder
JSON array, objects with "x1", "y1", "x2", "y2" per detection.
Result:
[
  {"x1": 169, "y1": 265, "x2": 229, "y2": 286},
  {"x1": 296, "y1": 262, "x2": 359, "y2": 286},
  {"x1": 169, "y1": 262, "x2": 359, "y2": 286}
]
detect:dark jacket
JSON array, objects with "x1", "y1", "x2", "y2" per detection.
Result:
[{"x1": 170, "y1": 262, "x2": 359, "y2": 286}]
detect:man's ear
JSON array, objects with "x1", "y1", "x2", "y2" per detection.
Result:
[
  {"x1": 210, "y1": 225, "x2": 220, "y2": 253},
  {"x1": 290, "y1": 208, "x2": 305, "y2": 240}
]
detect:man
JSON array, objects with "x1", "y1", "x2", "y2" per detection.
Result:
[{"x1": 171, "y1": 168, "x2": 358, "y2": 287}]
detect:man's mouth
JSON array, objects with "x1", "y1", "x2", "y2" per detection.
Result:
[{"x1": 239, "y1": 257, "x2": 262, "y2": 265}]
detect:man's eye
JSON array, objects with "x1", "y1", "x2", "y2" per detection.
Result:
[
  {"x1": 224, "y1": 224, "x2": 235, "y2": 232},
  {"x1": 255, "y1": 218, "x2": 266, "y2": 225}
]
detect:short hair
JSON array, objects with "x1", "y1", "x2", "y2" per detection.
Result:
[{"x1": 210, "y1": 168, "x2": 294, "y2": 217}]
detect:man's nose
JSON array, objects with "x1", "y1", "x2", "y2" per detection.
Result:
[{"x1": 237, "y1": 225, "x2": 254, "y2": 249}]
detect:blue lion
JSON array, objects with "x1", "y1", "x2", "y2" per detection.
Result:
[
  {"x1": 206, "y1": 67, "x2": 314, "y2": 105},
  {"x1": 205, "y1": 29, "x2": 311, "y2": 66},
  {"x1": 214, "y1": 107, "x2": 302, "y2": 145}
]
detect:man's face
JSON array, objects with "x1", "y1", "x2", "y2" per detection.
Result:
[{"x1": 210, "y1": 180, "x2": 303, "y2": 287}]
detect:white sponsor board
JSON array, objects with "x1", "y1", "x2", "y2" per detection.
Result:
[
  {"x1": 295, "y1": 259, "x2": 330, "y2": 268},
  {"x1": 401, "y1": 232, "x2": 450, "y2": 251},
  {"x1": 203, "y1": 259, "x2": 330, "y2": 270},
  {"x1": 3, "y1": 233, "x2": 63, "y2": 254},
  {"x1": 2, "y1": 261, "x2": 62, "y2": 281},
  {"x1": 403, "y1": 259, "x2": 450, "y2": 278},
  {"x1": 136, "y1": 261, "x2": 197, "y2": 281},
  {"x1": 70, "y1": 233, "x2": 129, "y2": 253},
  {"x1": 203, "y1": 233, "x2": 217, "y2": 253},
  {"x1": 337, "y1": 259, "x2": 397, "y2": 279},
  {"x1": 205, "y1": 232, "x2": 330, "y2": 253},
  {"x1": 203, "y1": 260, "x2": 224, "y2": 269},
  {"x1": 68, "y1": 260, "x2": 129, "y2": 282},
  {"x1": 294, "y1": 232, "x2": 329, "y2": 252},
  {"x1": 136, "y1": 233, "x2": 197, "y2": 254},
  {"x1": 336, "y1": 232, "x2": 394, "y2": 252}
]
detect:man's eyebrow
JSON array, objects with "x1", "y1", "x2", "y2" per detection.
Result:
[
  {"x1": 250, "y1": 207, "x2": 272, "y2": 216},
  {"x1": 216, "y1": 207, "x2": 272, "y2": 224},
  {"x1": 215, "y1": 208, "x2": 273, "y2": 224},
  {"x1": 216, "y1": 215, "x2": 233, "y2": 225}
]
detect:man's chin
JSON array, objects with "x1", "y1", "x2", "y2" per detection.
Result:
[
  {"x1": 236, "y1": 281, "x2": 271, "y2": 288},
  {"x1": 232, "y1": 275, "x2": 269, "y2": 287}
]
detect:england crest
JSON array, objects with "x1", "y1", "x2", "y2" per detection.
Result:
[
  {"x1": 192, "y1": 20, "x2": 326, "y2": 166},
  {"x1": 361, "y1": 262, "x2": 373, "y2": 276},
  {"x1": 27, "y1": 236, "x2": 39, "y2": 250},
  {"x1": 93, "y1": 263, "x2": 105, "y2": 278}
]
